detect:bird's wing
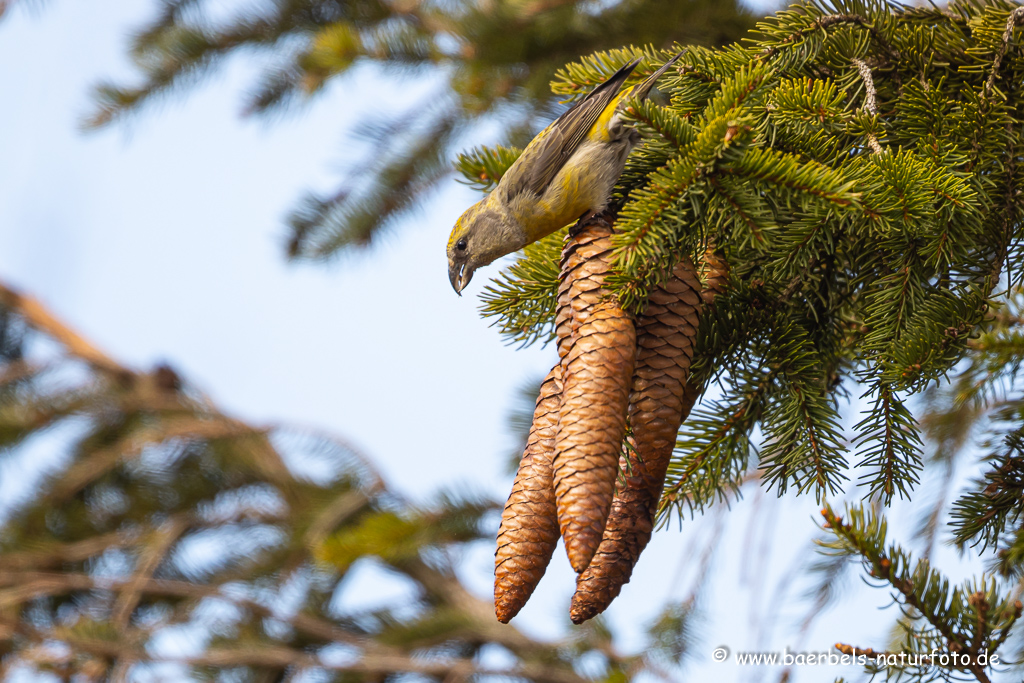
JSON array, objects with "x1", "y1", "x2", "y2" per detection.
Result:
[
  {"x1": 629, "y1": 49, "x2": 685, "y2": 102},
  {"x1": 504, "y1": 58, "x2": 641, "y2": 200}
]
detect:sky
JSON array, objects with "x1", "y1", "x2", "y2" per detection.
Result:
[{"x1": 0, "y1": 1, "x2": 1007, "y2": 681}]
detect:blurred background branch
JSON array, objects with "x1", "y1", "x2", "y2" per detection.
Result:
[
  {"x1": 0, "y1": 277, "x2": 694, "y2": 681},
  {"x1": 81, "y1": 0, "x2": 757, "y2": 261}
]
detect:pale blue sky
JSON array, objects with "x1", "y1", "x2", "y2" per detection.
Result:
[{"x1": 0, "y1": 1, "x2": 1004, "y2": 681}]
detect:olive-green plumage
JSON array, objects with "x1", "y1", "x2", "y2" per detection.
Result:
[{"x1": 447, "y1": 51, "x2": 683, "y2": 294}]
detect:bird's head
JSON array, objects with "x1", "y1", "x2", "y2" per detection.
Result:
[{"x1": 447, "y1": 200, "x2": 521, "y2": 295}]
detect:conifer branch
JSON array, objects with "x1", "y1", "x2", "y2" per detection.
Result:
[
  {"x1": 480, "y1": 229, "x2": 563, "y2": 345},
  {"x1": 760, "y1": 381, "x2": 846, "y2": 499},
  {"x1": 951, "y1": 428, "x2": 1024, "y2": 552},
  {"x1": 0, "y1": 570, "x2": 362, "y2": 646},
  {"x1": 851, "y1": 58, "x2": 883, "y2": 155},
  {"x1": 0, "y1": 531, "x2": 134, "y2": 572},
  {"x1": 661, "y1": 370, "x2": 771, "y2": 515},
  {"x1": 456, "y1": 145, "x2": 523, "y2": 192},
  {"x1": 109, "y1": 517, "x2": 190, "y2": 632},
  {"x1": 758, "y1": 13, "x2": 900, "y2": 67},
  {"x1": 820, "y1": 506, "x2": 1020, "y2": 683},
  {"x1": 854, "y1": 384, "x2": 922, "y2": 503},
  {"x1": 708, "y1": 176, "x2": 765, "y2": 243},
  {"x1": 997, "y1": 119, "x2": 1019, "y2": 288},
  {"x1": 0, "y1": 282, "x2": 127, "y2": 378},
  {"x1": 985, "y1": 7, "x2": 1024, "y2": 100},
  {"x1": 625, "y1": 100, "x2": 695, "y2": 153},
  {"x1": 9, "y1": 619, "x2": 589, "y2": 683}
]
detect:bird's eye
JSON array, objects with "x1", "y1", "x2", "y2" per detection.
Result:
[{"x1": 456, "y1": 238, "x2": 468, "y2": 251}]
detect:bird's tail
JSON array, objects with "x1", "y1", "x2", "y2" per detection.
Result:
[{"x1": 629, "y1": 49, "x2": 686, "y2": 102}]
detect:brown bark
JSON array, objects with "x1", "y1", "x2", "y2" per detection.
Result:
[
  {"x1": 553, "y1": 222, "x2": 637, "y2": 573},
  {"x1": 570, "y1": 259, "x2": 703, "y2": 623},
  {"x1": 494, "y1": 364, "x2": 562, "y2": 623}
]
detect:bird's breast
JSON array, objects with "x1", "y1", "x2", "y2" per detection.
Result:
[{"x1": 515, "y1": 140, "x2": 631, "y2": 240}]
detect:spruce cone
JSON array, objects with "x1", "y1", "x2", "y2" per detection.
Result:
[
  {"x1": 570, "y1": 258, "x2": 704, "y2": 624},
  {"x1": 494, "y1": 364, "x2": 562, "y2": 623},
  {"x1": 701, "y1": 247, "x2": 729, "y2": 303},
  {"x1": 554, "y1": 221, "x2": 637, "y2": 573}
]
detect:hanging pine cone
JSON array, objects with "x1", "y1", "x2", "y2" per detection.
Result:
[
  {"x1": 494, "y1": 364, "x2": 562, "y2": 623},
  {"x1": 700, "y1": 247, "x2": 729, "y2": 303},
  {"x1": 554, "y1": 220, "x2": 637, "y2": 573},
  {"x1": 493, "y1": 242, "x2": 579, "y2": 622},
  {"x1": 569, "y1": 258, "x2": 703, "y2": 623}
]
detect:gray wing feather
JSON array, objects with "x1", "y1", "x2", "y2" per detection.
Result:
[{"x1": 505, "y1": 58, "x2": 640, "y2": 200}]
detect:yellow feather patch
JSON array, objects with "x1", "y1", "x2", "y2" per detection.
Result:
[
  {"x1": 590, "y1": 91, "x2": 627, "y2": 143},
  {"x1": 448, "y1": 202, "x2": 480, "y2": 251}
]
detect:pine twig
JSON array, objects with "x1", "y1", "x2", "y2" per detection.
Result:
[
  {"x1": 759, "y1": 14, "x2": 900, "y2": 66},
  {"x1": 822, "y1": 508, "x2": 994, "y2": 683},
  {"x1": 985, "y1": 7, "x2": 1024, "y2": 100},
  {"x1": 0, "y1": 570, "x2": 364, "y2": 646},
  {"x1": 0, "y1": 281, "x2": 128, "y2": 377},
  {"x1": 0, "y1": 531, "x2": 135, "y2": 571},
  {"x1": 11, "y1": 620, "x2": 589, "y2": 683},
  {"x1": 852, "y1": 58, "x2": 883, "y2": 155},
  {"x1": 111, "y1": 517, "x2": 190, "y2": 631}
]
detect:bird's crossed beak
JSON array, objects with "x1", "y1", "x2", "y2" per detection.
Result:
[{"x1": 449, "y1": 261, "x2": 474, "y2": 296}]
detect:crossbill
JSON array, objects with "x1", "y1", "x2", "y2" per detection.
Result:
[{"x1": 447, "y1": 51, "x2": 683, "y2": 294}]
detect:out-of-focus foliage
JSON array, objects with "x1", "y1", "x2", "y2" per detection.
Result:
[
  {"x1": 920, "y1": 289, "x2": 1024, "y2": 583},
  {"x1": 0, "y1": 284, "x2": 688, "y2": 682},
  {"x1": 81, "y1": 0, "x2": 758, "y2": 259}
]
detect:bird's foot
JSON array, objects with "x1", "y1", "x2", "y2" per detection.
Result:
[{"x1": 570, "y1": 210, "x2": 615, "y2": 236}]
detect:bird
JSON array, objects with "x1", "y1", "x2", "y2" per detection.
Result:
[{"x1": 447, "y1": 50, "x2": 684, "y2": 295}]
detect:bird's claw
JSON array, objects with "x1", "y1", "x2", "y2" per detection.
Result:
[{"x1": 570, "y1": 210, "x2": 615, "y2": 235}]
